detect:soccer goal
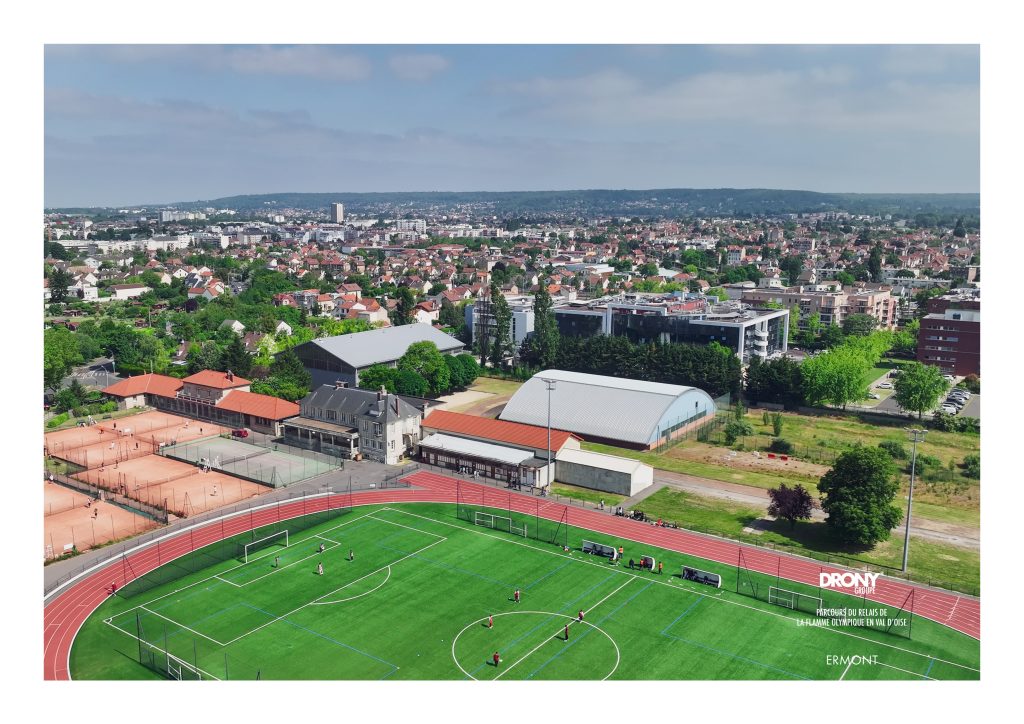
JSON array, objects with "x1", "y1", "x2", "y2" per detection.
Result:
[
  {"x1": 473, "y1": 511, "x2": 527, "y2": 538},
  {"x1": 243, "y1": 530, "x2": 289, "y2": 563},
  {"x1": 166, "y1": 652, "x2": 204, "y2": 681},
  {"x1": 768, "y1": 586, "x2": 822, "y2": 613}
]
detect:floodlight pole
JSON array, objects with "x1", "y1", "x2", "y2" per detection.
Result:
[
  {"x1": 901, "y1": 429, "x2": 927, "y2": 572},
  {"x1": 544, "y1": 379, "x2": 557, "y2": 488}
]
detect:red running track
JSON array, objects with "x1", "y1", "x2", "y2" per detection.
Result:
[{"x1": 43, "y1": 471, "x2": 979, "y2": 680}]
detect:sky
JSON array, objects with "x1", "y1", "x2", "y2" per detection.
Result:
[{"x1": 44, "y1": 44, "x2": 980, "y2": 207}]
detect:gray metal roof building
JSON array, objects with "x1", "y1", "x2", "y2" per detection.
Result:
[
  {"x1": 499, "y1": 369, "x2": 716, "y2": 449},
  {"x1": 292, "y1": 324, "x2": 465, "y2": 389}
]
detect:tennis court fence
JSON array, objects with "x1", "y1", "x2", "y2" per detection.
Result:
[
  {"x1": 158, "y1": 436, "x2": 341, "y2": 488},
  {"x1": 46, "y1": 469, "x2": 170, "y2": 524},
  {"x1": 239, "y1": 433, "x2": 344, "y2": 468}
]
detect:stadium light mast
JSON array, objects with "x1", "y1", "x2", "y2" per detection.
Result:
[
  {"x1": 901, "y1": 428, "x2": 928, "y2": 572},
  {"x1": 545, "y1": 379, "x2": 557, "y2": 488}
]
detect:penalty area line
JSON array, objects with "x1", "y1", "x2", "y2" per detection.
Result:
[{"x1": 221, "y1": 537, "x2": 447, "y2": 646}]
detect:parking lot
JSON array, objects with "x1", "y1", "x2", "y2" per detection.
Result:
[{"x1": 866, "y1": 375, "x2": 979, "y2": 421}]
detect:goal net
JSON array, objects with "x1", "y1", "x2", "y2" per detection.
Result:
[
  {"x1": 166, "y1": 652, "x2": 204, "y2": 681},
  {"x1": 768, "y1": 586, "x2": 822, "y2": 613},
  {"x1": 243, "y1": 530, "x2": 289, "y2": 563},
  {"x1": 474, "y1": 511, "x2": 527, "y2": 538}
]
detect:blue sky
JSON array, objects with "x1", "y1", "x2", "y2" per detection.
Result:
[{"x1": 44, "y1": 45, "x2": 980, "y2": 207}]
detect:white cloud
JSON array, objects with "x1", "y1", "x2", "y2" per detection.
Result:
[{"x1": 388, "y1": 53, "x2": 451, "y2": 81}]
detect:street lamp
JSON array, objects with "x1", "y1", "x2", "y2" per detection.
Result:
[
  {"x1": 544, "y1": 379, "x2": 557, "y2": 488},
  {"x1": 902, "y1": 428, "x2": 928, "y2": 572}
]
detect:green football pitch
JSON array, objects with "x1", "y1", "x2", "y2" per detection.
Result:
[{"x1": 71, "y1": 503, "x2": 980, "y2": 680}]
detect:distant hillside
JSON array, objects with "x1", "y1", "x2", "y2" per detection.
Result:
[{"x1": 50, "y1": 188, "x2": 981, "y2": 218}]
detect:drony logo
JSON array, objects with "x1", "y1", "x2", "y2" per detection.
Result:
[{"x1": 820, "y1": 572, "x2": 880, "y2": 595}]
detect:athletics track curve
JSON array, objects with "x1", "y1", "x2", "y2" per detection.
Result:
[{"x1": 42, "y1": 470, "x2": 979, "y2": 680}]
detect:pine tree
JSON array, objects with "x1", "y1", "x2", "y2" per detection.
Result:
[{"x1": 221, "y1": 334, "x2": 253, "y2": 377}]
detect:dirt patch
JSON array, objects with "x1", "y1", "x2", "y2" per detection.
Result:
[
  {"x1": 434, "y1": 390, "x2": 493, "y2": 412},
  {"x1": 669, "y1": 443, "x2": 828, "y2": 479},
  {"x1": 456, "y1": 395, "x2": 515, "y2": 418},
  {"x1": 742, "y1": 518, "x2": 773, "y2": 535}
]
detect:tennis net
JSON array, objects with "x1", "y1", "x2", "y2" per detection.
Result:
[{"x1": 219, "y1": 448, "x2": 271, "y2": 468}]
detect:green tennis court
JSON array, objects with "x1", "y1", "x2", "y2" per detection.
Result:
[
  {"x1": 159, "y1": 435, "x2": 339, "y2": 486},
  {"x1": 71, "y1": 503, "x2": 980, "y2": 680}
]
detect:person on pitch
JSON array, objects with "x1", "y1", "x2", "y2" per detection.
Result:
[
  {"x1": 578, "y1": 609, "x2": 585, "y2": 623},
  {"x1": 317, "y1": 562, "x2": 324, "y2": 576},
  {"x1": 318, "y1": 542, "x2": 325, "y2": 554},
  {"x1": 564, "y1": 623, "x2": 569, "y2": 641},
  {"x1": 514, "y1": 588, "x2": 520, "y2": 604},
  {"x1": 488, "y1": 615, "x2": 493, "y2": 629},
  {"x1": 493, "y1": 651, "x2": 500, "y2": 667}
]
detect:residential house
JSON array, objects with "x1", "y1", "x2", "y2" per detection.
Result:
[{"x1": 281, "y1": 383, "x2": 425, "y2": 464}]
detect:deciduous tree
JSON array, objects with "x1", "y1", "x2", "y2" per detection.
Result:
[
  {"x1": 892, "y1": 361, "x2": 948, "y2": 419},
  {"x1": 44, "y1": 326, "x2": 83, "y2": 393},
  {"x1": 767, "y1": 483, "x2": 814, "y2": 529},
  {"x1": 818, "y1": 447, "x2": 902, "y2": 546}
]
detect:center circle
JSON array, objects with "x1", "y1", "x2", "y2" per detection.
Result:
[{"x1": 451, "y1": 610, "x2": 620, "y2": 681}]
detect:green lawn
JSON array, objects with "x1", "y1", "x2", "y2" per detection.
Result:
[
  {"x1": 860, "y1": 361, "x2": 900, "y2": 390},
  {"x1": 550, "y1": 483, "x2": 625, "y2": 508},
  {"x1": 632, "y1": 488, "x2": 979, "y2": 595},
  {"x1": 70, "y1": 502, "x2": 979, "y2": 680}
]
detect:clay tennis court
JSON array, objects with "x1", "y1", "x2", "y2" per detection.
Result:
[
  {"x1": 72, "y1": 454, "x2": 264, "y2": 518},
  {"x1": 44, "y1": 480, "x2": 159, "y2": 561},
  {"x1": 45, "y1": 411, "x2": 228, "y2": 460},
  {"x1": 45, "y1": 411, "x2": 231, "y2": 470}
]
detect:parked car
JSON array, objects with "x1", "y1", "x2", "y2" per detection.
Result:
[
  {"x1": 867, "y1": 393, "x2": 881, "y2": 400},
  {"x1": 940, "y1": 405, "x2": 958, "y2": 415},
  {"x1": 876, "y1": 382, "x2": 893, "y2": 389},
  {"x1": 950, "y1": 390, "x2": 971, "y2": 400},
  {"x1": 231, "y1": 428, "x2": 250, "y2": 438}
]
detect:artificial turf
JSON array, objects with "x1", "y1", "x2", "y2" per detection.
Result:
[{"x1": 70, "y1": 503, "x2": 980, "y2": 680}]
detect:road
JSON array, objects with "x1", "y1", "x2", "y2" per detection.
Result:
[
  {"x1": 621, "y1": 469, "x2": 979, "y2": 551},
  {"x1": 60, "y1": 357, "x2": 122, "y2": 391}
]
